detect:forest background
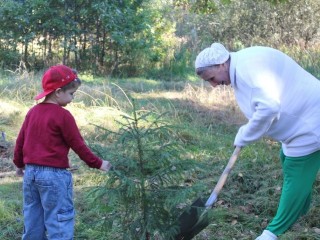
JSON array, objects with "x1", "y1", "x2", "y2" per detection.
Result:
[
  {"x1": 1, "y1": 0, "x2": 320, "y2": 239},
  {"x1": 1, "y1": 0, "x2": 320, "y2": 79}
]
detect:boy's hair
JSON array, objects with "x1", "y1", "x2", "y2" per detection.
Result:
[{"x1": 61, "y1": 70, "x2": 82, "y2": 91}]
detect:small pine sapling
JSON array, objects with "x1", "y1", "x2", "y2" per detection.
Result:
[{"x1": 90, "y1": 99, "x2": 205, "y2": 240}]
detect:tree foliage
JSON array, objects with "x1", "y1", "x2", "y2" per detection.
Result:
[
  {"x1": 175, "y1": 0, "x2": 320, "y2": 55},
  {"x1": 0, "y1": 0, "x2": 319, "y2": 78},
  {"x1": 89, "y1": 100, "x2": 205, "y2": 239},
  {"x1": 0, "y1": 0, "x2": 177, "y2": 76}
]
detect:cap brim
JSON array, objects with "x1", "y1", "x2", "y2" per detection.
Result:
[{"x1": 34, "y1": 90, "x2": 54, "y2": 100}]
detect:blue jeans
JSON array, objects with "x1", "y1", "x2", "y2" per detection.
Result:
[{"x1": 22, "y1": 164, "x2": 75, "y2": 240}]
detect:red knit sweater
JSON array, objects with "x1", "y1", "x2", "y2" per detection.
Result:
[{"x1": 13, "y1": 103, "x2": 103, "y2": 169}]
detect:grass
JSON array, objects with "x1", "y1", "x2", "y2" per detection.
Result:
[{"x1": 0, "y1": 70, "x2": 319, "y2": 240}]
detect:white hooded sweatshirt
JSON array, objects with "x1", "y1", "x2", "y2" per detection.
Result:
[{"x1": 229, "y1": 46, "x2": 320, "y2": 157}]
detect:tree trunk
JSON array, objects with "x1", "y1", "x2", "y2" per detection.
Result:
[
  {"x1": 63, "y1": 34, "x2": 67, "y2": 65},
  {"x1": 73, "y1": 36, "x2": 79, "y2": 69},
  {"x1": 23, "y1": 39, "x2": 28, "y2": 66},
  {"x1": 48, "y1": 35, "x2": 53, "y2": 62},
  {"x1": 95, "y1": 19, "x2": 101, "y2": 68},
  {"x1": 99, "y1": 29, "x2": 106, "y2": 66}
]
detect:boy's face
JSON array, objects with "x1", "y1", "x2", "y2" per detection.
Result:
[{"x1": 56, "y1": 86, "x2": 79, "y2": 107}]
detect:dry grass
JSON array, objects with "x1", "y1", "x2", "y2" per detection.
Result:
[{"x1": 0, "y1": 74, "x2": 319, "y2": 240}]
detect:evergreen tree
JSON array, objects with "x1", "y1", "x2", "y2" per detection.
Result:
[{"x1": 90, "y1": 99, "x2": 205, "y2": 240}]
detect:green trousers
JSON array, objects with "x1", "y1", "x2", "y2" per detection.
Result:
[{"x1": 266, "y1": 149, "x2": 320, "y2": 236}]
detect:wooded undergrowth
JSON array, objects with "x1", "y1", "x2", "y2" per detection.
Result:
[{"x1": 1, "y1": 0, "x2": 320, "y2": 79}]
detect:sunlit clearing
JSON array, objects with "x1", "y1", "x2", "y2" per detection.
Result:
[{"x1": 132, "y1": 84, "x2": 246, "y2": 125}]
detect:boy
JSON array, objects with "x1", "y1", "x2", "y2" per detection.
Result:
[{"x1": 13, "y1": 65, "x2": 111, "y2": 239}]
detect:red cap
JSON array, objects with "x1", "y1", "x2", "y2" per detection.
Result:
[{"x1": 34, "y1": 65, "x2": 78, "y2": 100}]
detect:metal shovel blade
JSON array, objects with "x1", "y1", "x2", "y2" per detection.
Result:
[
  {"x1": 174, "y1": 147, "x2": 241, "y2": 240},
  {"x1": 174, "y1": 197, "x2": 208, "y2": 240}
]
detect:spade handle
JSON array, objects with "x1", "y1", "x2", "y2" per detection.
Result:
[{"x1": 205, "y1": 147, "x2": 241, "y2": 207}]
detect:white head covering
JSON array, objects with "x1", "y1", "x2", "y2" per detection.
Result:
[{"x1": 195, "y1": 43, "x2": 230, "y2": 69}]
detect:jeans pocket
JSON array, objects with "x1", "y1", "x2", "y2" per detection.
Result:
[
  {"x1": 57, "y1": 208, "x2": 75, "y2": 240},
  {"x1": 57, "y1": 208, "x2": 75, "y2": 222},
  {"x1": 38, "y1": 182, "x2": 58, "y2": 209},
  {"x1": 23, "y1": 182, "x2": 34, "y2": 205}
]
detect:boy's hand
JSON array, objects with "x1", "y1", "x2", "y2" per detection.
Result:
[
  {"x1": 100, "y1": 160, "x2": 112, "y2": 172},
  {"x1": 15, "y1": 168, "x2": 24, "y2": 177}
]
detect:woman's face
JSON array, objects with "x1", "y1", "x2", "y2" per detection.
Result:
[{"x1": 199, "y1": 64, "x2": 231, "y2": 87}]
